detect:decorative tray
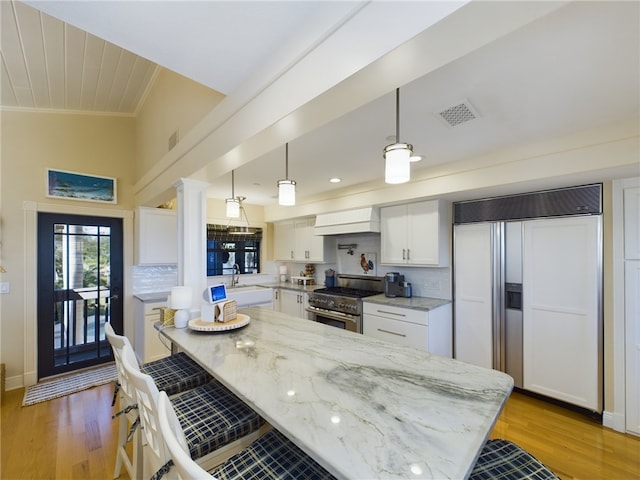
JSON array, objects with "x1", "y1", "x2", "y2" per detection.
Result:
[{"x1": 188, "y1": 313, "x2": 250, "y2": 332}]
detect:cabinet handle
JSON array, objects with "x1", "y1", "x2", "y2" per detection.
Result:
[
  {"x1": 402, "y1": 248, "x2": 406, "y2": 260},
  {"x1": 376, "y1": 309, "x2": 406, "y2": 317},
  {"x1": 377, "y1": 328, "x2": 407, "y2": 337},
  {"x1": 290, "y1": 251, "x2": 294, "y2": 259},
  {"x1": 407, "y1": 249, "x2": 410, "y2": 261}
]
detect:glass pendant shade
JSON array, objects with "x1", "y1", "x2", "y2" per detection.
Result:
[
  {"x1": 278, "y1": 179, "x2": 296, "y2": 206},
  {"x1": 226, "y1": 197, "x2": 240, "y2": 218},
  {"x1": 384, "y1": 142, "x2": 412, "y2": 184}
]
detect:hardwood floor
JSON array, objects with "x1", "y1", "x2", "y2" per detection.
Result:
[
  {"x1": 1, "y1": 384, "x2": 638, "y2": 479},
  {"x1": 490, "y1": 391, "x2": 639, "y2": 479},
  {"x1": 1, "y1": 383, "x2": 128, "y2": 480}
]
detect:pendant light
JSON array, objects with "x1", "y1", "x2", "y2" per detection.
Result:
[
  {"x1": 225, "y1": 170, "x2": 240, "y2": 218},
  {"x1": 383, "y1": 88, "x2": 412, "y2": 184},
  {"x1": 278, "y1": 143, "x2": 296, "y2": 206},
  {"x1": 227, "y1": 196, "x2": 256, "y2": 235}
]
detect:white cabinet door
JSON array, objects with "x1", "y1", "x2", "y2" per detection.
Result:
[
  {"x1": 135, "y1": 207, "x2": 177, "y2": 265},
  {"x1": 279, "y1": 289, "x2": 307, "y2": 319},
  {"x1": 523, "y1": 216, "x2": 601, "y2": 412},
  {"x1": 294, "y1": 218, "x2": 325, "y2": 261},
  {"x1": 274, "y1": 221, "x2": 294, "y2": 260},
  {"x1": 625, "y1": 260, "x2": 640, "y2": 435},
  {"x1": 453, "y1": 223, "x2": 493, "y2": 369},
  {"x1": 381, "y1": 200, "x2": 449, "y2": 266},
  {"x1": 380, "y1": 204, "x2": 407, "y2": 264},
  {"x1": 134, "y1": 299, "x2": 171, "y2": 363},
  {"x1": 624, "y1": 187, "x2": 640, "y2": 260},
  {"x1": 624, "y1": 185, "x2": 640, "y2": 434}
]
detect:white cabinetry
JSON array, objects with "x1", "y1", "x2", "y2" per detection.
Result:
[
  {"x1": 134, "y1": 298, "x2": 171, "y2": 363},
  {"x1": 135, "y1": 207, "x2": 177, "y2": 265},
  {"x1": 363, "y1": 303, "x2": 452, "y2": 357},
  {"x1": 380, "y1": 200, "x2": 449, "y2": 266},
  {"x1": 274, "y1": 218, "x2": 335, "y2": 262},
  {"x1": 624, "y1": 185, "x2": 640, "y2": 434},
  {"x1": 276, "y1": 288, "x2": 309, "y2": 319},
  {"x1": 523, "y1": 216, "x2": 601, "y2": 412}
]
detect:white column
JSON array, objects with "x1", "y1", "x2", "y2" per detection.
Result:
[{"x1": 173, "y1": 178, "x2": 209, "y2": 313}]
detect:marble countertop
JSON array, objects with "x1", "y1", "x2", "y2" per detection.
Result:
[
  {"x1": 160, "y1": 307, "x2": 513, "y2": 479},
  {"x1": 363, "y1": 294, "x2": 451, "y2": 311}
]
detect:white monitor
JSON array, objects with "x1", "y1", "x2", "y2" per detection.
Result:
[{"x1": 204, "y1": 283, "x2": 228, "y2": 304}]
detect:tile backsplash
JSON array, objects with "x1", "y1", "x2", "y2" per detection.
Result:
[{"x1": 132, "y1": 265, "x2": 178, "y2": 295}]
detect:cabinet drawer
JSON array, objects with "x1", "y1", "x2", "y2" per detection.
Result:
[
  {"x1": 363, "y1": 314, "x2": 428, "y2": 350},
  {"x1": 363, "y1": 302, "x2": 427, "y2": 326}
]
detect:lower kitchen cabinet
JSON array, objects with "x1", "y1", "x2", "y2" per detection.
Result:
[
  {"x1": 276, "y1": 288, "x2": 309, "y2": 319},
  {"x1": 362, "y1": 302, "x2": 452, "y2": 357},
  {"x1": 134, "y1": 298, "x2": 171, "y2": 363}
]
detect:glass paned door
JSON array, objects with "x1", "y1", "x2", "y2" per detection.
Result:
[{"x1": 37, "y1": 213, "x2": 123, "y2": 379}]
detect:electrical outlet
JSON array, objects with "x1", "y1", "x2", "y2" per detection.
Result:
[{"x1": 0, "y1": 282, "x2": 9, "y2": 294}]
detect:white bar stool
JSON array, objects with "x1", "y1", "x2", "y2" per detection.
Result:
[
  {"x1": 105, "y1": 322, "x2": 211, "y2": 479},
  {"x1": 120, "y1": 343, "x2": 266, "y2": 479}
]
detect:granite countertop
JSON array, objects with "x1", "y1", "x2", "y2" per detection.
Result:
[
  {"x1": 160, "y1": 307, "x2": 513, "y2": 479},
  {"x1": 258, "y1": 282, "x2": 323, "y2": 293},
  {"x1": 363, "y1": 293, "x2": 451, "y2": 311}
]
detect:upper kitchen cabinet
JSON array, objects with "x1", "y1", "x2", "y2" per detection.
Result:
[
  {"x1": 135, "y1": 207, "x2": 177, "y2": 265},
  {"x1": 380, "y1": 199, "x2": 450, "y2": 267},
  {"x1": 274, "y1": 218, "x2": 335, "y2": 262}
]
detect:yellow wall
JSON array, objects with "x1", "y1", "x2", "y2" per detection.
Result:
[
  {"x1": 135, "y1": 68, "x2": 224, "y2": 188},
  {"x1": 0, "y1": 110, "x2": 135, "y2": 382}
]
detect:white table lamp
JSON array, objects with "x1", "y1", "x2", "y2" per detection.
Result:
[{"x1": 171, "y1": 286, "x2": 192, "y2": 329}]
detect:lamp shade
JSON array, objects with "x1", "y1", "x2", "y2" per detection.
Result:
[
  {"x1": 170, "y1": 286, "x2": 192, "y2": 310},
  {"x1": 226, "y1": 197, "x2": 240, "y2": 218},
  {"x1": 278, "y1": 179, "x2": 296, "y2": 206},
  {"x1": 384, "y1": 143, "x2": 412, "y2": 184}
]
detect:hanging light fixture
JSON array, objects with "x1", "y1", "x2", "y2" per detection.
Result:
[
  {"x1": 225, "y1": 170, "x2": 240, "y2": 218},
  {"x1": 227, "y1": 196, "x2": 257, "y2": 235},
  {"x1": 278, "y1": 143, "x2": 296, "y2": 206},
  {"x1": 383, "y1": 88, "x2": 412, "y2": 184}
]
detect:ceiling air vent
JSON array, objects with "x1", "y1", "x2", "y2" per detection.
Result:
[
  {"x1": 437, "y1": 100, "x2": 479, "y2": 127},
  {"x1": 168, "y1": 130, "x2": 179, "y2": 151}
]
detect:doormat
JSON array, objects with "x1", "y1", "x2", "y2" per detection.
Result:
[{"x1": 22, "y1": 363, "x2": 117, "y2": 407}]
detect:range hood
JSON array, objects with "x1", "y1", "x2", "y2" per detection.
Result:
[{"x1": 314, "y1": 207, "x2": 380, "y2": 235}]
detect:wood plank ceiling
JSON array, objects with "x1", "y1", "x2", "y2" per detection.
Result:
[{"x1": 1, "y1": 0, "x2": 157, "y2": 115}]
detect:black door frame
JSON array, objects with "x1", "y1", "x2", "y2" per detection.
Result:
[{"x1": 37, "y1": 212, "x2": 123, "y2": 379}]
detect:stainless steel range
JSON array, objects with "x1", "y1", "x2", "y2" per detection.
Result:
[{"x1": 306, "y1": 274, "x2": 384, "y2": 333}]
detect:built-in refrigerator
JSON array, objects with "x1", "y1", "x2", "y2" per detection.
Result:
[{"x1": 453, "y1": 184, "x2": 603, "y2": 413}]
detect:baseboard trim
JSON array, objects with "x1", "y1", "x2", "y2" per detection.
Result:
[{"x1": 602, "y1": 410, "x2": 626, "y2": 432}]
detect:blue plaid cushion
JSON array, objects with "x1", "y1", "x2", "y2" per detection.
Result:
[
  {"x1": 172, "y1": 381, "x2": 265, "y2": 460},
  {"x1": 141, "y1": 352, "x2": 211, "y2": 397},
  {"x1": 210, "y1": 429, "x2": 336, "y2": 480},
  {"x1": 470, "y1": 439, "x2": 559, "y2": 479}
]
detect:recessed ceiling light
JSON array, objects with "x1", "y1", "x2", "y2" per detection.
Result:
[
  {"x1": 329, "y1": 177, "x2": 341, "y2": 183},
  {"x1": 410, "y1": 155, "x2": 423, "y2": 162}
]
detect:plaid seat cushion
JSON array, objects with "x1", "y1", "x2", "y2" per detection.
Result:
[
  {"x1": 141, "y1": 352, "x2": 211, "y2": 397},
  {"x1": 172, "y1": 381, "x2": 265, "y2": 460},
  {"x1": 470, "y1": 439, "x2": 559, "y2": 480},
  {"x1": 210, "y1": 429, "x2": 336, "y2": 480}
]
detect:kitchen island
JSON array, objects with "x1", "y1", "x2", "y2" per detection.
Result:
[{"x1": 159, "y1": 306, "x2": 513, "y2": 479}]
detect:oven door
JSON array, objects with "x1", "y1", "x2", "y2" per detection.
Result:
[{"x1": 306, "y1": 306, "x2": 361, "y2": 333}]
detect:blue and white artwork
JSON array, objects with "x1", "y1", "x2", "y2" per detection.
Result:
[{"x1": 47, "y1": 169, "x2": 116, "y2": 203}]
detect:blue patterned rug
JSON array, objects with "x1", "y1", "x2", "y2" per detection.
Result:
[{"x1": 22, "y1": 363, "x2": 117, "y2": 406}]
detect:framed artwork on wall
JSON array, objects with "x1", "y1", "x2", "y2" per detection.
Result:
[{"x1": 46, "y1": 169, "x2": 117, "y2": 204}]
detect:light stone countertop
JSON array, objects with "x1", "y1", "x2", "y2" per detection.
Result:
[
  {"x1": 160, "y1": 307, "x2": 513, "y2": 479},
  {"x1": 363, "y1": 293, "x2": 451, "y2": 311}
]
